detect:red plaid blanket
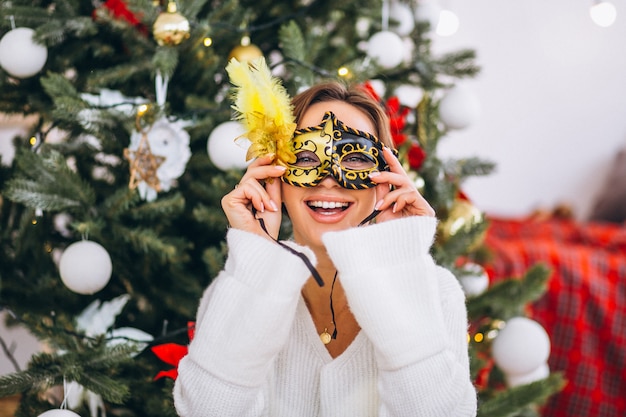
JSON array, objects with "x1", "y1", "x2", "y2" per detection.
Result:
[{"x1": 484, "y1": 217, "x2": 626, "y2": 417}]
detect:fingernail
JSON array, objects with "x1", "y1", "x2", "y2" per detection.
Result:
[
  {"x1": 374, "y1": 199, "x2": 384, "y2": 210},
  {"x1": 269, "y1": 200, "x2": 278, "y2": 211},
  {"x1": 275, "y1": 165, "x2": 286, "y2": 172},
  {"x1": 368, "y1": 171, "x2": 381, "y2": 178},
  {"x1": 260, "y1": 202, "x2": 265, "y2": 213}
]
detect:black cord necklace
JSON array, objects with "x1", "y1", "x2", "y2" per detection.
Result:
[
  {"x1": 319, "y1": 270, "x2": 339, "y2": 344},
  {"x1": 321, "y1": 209, "x2": 381, "y2": 345},
  {"x1": 254, "y1": 207, "x2": 381, "y2": 344}
]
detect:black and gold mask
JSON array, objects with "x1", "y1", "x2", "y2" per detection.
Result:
[{"x1": 282, "y1": 111, "x2": 392, "y2": 189}]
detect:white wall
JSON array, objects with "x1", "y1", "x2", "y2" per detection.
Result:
[
  {"x1": 0, "y1": 312, "x2": 40, "y2": 375},
  {"x1": 433, "y1": 0, "x2": 626, "y2": 219}
]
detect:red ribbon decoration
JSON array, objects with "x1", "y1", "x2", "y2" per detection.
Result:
[
  {"x1": 151, "y1": 321, "x2": 195, "y2": 380},
  {"x1": 102, "y1": 0, "x2": 142, "y2": 26}
]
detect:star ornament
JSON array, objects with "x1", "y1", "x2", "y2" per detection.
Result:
[{"x1": 124, "y1": 131, "x2": 165, "y2": 192}]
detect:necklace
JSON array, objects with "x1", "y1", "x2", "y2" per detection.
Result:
[
  {"x1": 320, "y1": 328, "x2": 332, "y2": 344},
  {"x1": 319, "y1": 211, "x2": 377, "y2": 344},
  {"x1": 320, "y1": 271, "x2": 340, "y2": 345}
]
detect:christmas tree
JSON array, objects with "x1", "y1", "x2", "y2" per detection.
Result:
[{"x1": 0, "y1": 1, "x2": 564, "y2": 416}]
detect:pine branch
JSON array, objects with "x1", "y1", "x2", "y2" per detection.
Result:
[
  {"x1": 4, "y1": 149, "x2": 96, "y2": 213},
  {"x1": 0, "y1": 5, "x2": 52, "y2": 29},
  {"x1": 279, "y1": 21, "x2": 319, "y2": 87},
  {"x1": 279, "y1": 21, "x2": 306, "y2": 62},
  {"x1": 0, "y1": 343, "x2": 138, "y2": 403},
  {"x1": 102, "y1": 187, "x2": 143, "y2": 217},
  {"x1": 434, "y1": 49, "x2": 481, "y2": 79},
  {"x1": 37, "y1": 17, "x2": 99, "y2": 45},
  {"x1": 152, "y1": 46, "x2": 180, "y2": 80},
  {"x1": 113, "y1": 225, "x2": 186, "y2": 263},
  {"x1": 125, "y1": 192, "x2": 186, "y2": 221},
  {"x1": 85, "y1": 60, "x2": 156, "y2": 91},
  {"x1": 477, "y1": 373, "x2": 567, "y2": 417},
  {"x1": 40, "y1": 73, "x2": 80, "y2": 102},
  {"x1": 433, "y1": 219, "x2": 489, "y2": 267},
  {"x1": 452, "y1": 157, "x2": 497, "y2": 180},
  {"x1": 3, "y1": 178, "x2": 83, "y2": 211},
  {"x1": 467, "y1": 264, "x2": 552, "y2": 320}
]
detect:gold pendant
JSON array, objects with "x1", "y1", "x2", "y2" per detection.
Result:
[{"x1": 320, "y1": 328, "x2": 332, "y2": 345}]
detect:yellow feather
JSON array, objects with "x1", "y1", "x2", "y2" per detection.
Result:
[{"x1": 225, "y1": 57, "x2": 296, "y2": 163}]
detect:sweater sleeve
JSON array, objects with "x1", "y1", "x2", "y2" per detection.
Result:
[
  {"x1": 322, "y1": 216, "x2": 477, "y2": 416},
  {"x1": 173, "y1": 228, "x2": 314, "y2": 417}
]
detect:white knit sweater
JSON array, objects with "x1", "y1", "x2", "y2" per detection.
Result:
[{"x1": 174, "y1": 216, "x2": 477, "y2": 416}]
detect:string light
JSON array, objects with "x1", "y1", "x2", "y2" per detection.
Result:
[
  {"x1": 337, "y1": 66, "x2": 350, "y2": 77},
  {"x1": 590, "y1": 1, "x2": 617, "y2": 27},
  {"x1": 203, "y1": 37, "x2": 212, "y2": 47},
  {"x1": 137, "y1": 104, "x2": 149, "y2": 116}
]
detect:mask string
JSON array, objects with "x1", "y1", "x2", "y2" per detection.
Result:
[
  {"x1": 253, "y1": 207, "x2": 382, "y2": 341},
  {"x1": 329, "y1": 270, "x2": 339, "y2": 340},
  {"x1": 253, "y1": 207, "x2": 324, "y2": 287}
]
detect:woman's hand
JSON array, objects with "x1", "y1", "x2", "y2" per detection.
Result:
[
  {"x1": 368, "y1": 147, "x2": 435, "y2": 222},
  {"x1": 221, "y1": 155, "x2": 285, "y2": 239}
]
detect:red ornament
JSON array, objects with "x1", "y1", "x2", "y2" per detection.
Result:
[
  {"x1": 407, "y1": 142, "x2": 426, "y2": 170},
  {"x1": 151, "y1": 321, "x2": 195, "y2": 380},
  {"x1": 385, "y1": 96, "x2": 411, "y2": 146},
  {"x1": 474, "y1": 357, "x2": 495, "y2": 390},
  {"x1": 103, "y1": 0, "x2": 141, "y2": 25},
  {"x1": 362, "y1": 81, "x2": 381, "y2": 102},
  {"x1": 362, "y1": 82, "x2": 411, "y2": 146},
  {"x1": 95, "y1": 0, "x2": 148, "y2": 35},
  {"x1": 457, "y1": 189, "x2": 471, "y2": 201}
]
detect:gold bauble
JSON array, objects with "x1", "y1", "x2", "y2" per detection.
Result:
[
  {"x1": 153, "y1": 2, "x2": 190, "y2": 46},
  {"x1": 228, "y1": 43, "x2": 263, "y2": 63},
  {"x1": 438, "y1": 199, "x2": 485, "y2": 249}
]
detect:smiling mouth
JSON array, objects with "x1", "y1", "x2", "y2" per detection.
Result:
[{"x1": 306, "y1": 200, "x2": 350, "y2": 212}]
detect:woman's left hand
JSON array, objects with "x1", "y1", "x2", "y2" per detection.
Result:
[{"x1": 368, "y1": 147, "x2": 435, "y2": 222}]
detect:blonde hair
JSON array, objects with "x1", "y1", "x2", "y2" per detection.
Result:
[{"x1": 291, "y1": 81, "x2": 395, "y2": 149}]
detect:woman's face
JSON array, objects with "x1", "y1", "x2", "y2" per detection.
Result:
[{"x1": 282, "y1": 100, "x2": 378, "y2": 248}]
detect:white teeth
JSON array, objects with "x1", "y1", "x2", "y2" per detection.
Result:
[{"x1": 308, "y1": 201, "x2": 349, "y2": 209}]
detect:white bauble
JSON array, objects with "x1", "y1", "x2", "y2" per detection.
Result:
[
  {"x1": 366, "y1": 31, "x2": 405, "y2": 69},
  {"x1": 438, "y1": 85, "x2": 481, "y2": 130},
  {"x1": 59, "y1": 241, "x2": 112, "y2": 295},
  {"x1": 506, "y1": 362, "x2": 550, "y2": 388},
  {"x1": 0, "y1": 27, "x2": 48, "y2": 78},
  {"x1": 207, "y1": 121, "x2": 249, "y2": 171},
  {"x1": 590, "y1": 2, "x2": 617, "y2": 27},
  {"x1": 437, "y1": 9, "x2": 460, "y2": 37},
  {"x1": 492, "y1": 317, "x2": 551, "y2": 376},
  {"x1": 458, "y1": 263, "x2": 489, "y2": 297},
  {"x1": 37, "y1": 409, "x2": 81, "y2": 417},
  {"x1": 389, "y1": 1, "x2": 415, "y2": 36},
  {"x1": 394, "y1": 84, "x2": 424, "y2": 108},
  {"x1": 414, "y1": 1, "x2": 442, "y2": 30}
]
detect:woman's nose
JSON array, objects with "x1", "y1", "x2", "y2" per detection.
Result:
[{"x1": 317, "y1": 174, "x2": 341, "y2": 188}]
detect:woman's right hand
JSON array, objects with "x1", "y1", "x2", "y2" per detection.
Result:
[{"x1": 221, "y1": 155, "x2": 285, "y2": 240}]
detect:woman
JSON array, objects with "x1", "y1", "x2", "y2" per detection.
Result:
[{"x1": 174, "y1": 82, "x2": 477, "y2": 416}]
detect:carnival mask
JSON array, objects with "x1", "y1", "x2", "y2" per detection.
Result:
[{"x1": 282, "y1": 111, "x2": 393, "y2": 189}]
